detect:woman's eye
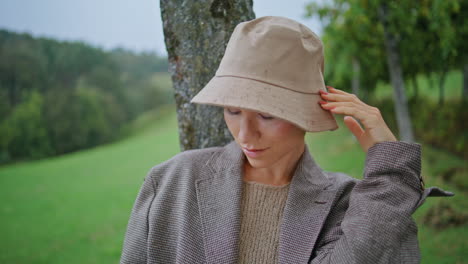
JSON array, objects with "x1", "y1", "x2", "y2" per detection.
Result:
[
  {"x1": 225, "y1": 108, "x2": 273, "y2": 120},
  {"x1": 226, "y1": 108, "x2": 240, "y2": 115},
  {"x1": 260, "y1": 114, "x2": 274, "y2": 120}
]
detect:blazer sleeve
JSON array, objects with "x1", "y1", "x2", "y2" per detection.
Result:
[
  {"x1": 120, "y1": 169, "x2": 157, "y2": 264},
  {"x1": 310, "y1": 141, "x2": 453, "y2": 264}
]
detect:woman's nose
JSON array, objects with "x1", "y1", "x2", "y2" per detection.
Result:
[{"x1": 238, "y1": 117, "x2": 259, "y2": 141}]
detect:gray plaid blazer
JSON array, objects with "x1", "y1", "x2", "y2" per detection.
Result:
[{"x1": 120, "y1": 140, "x2": 452, "y2": 264}]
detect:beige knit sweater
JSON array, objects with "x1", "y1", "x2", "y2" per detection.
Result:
[{"x1": 238, "y1": 180, "x2": 291, "y2": 264}]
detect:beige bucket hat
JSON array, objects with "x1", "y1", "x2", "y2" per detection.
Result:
[{"x1": 191, "y1": 16, "x2": 338, "y2": 132}]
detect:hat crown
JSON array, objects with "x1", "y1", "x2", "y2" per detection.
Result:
[
  {"x1": 190, "y1": 16, "x2": 338, "y2": 132},
  {"x1": 216, "y1": 16, "x2": 325, "y2": 93}
]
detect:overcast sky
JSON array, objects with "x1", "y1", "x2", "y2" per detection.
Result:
[{"x1": 0, "y1": 0, "x2": 323, "y2": 56}]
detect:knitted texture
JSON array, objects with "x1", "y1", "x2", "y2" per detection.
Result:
[{"x1": 238, "y1": 180, "x2": 290, "y2": 264}]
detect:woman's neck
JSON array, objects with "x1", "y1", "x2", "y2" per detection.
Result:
[{"x1": 242, "y1": 143, "x2": 305, "y2": 186}]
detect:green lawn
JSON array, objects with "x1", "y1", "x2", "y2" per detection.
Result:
[
  {"x1": 0, "y1": 106, "x2": 180, "y2": 263},
  {"x1": 1, "y1": 105, "x2": 466, "y2": 263},
  {"x1": 374, "y1": 70, "x2": 462, "y2": 101}
]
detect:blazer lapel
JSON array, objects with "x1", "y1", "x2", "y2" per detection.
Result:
[
  {"x1": 195, "y1": 141, "x2": 245, "y2": 264},
  {"x1": 195, "y1": 141, "x2": 336, "y2": 264},
  {"x1": 277, "y1": 145, "x2": 335, "y2": 264}
]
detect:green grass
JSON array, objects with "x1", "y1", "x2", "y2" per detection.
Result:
[
  {"x1": 1, "y1": 105, "x2": 466, "y2": 263},
  {"x1": 374, "y1": 70, "x2": 462, "y2": 101},
  {"x1": 0, "y1": 105, "x2": 180, "y2": 263}
]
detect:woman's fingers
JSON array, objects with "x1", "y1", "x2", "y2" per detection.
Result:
[
  {"x1": 344, "y1": 116, "x2": 365, "y2": 139},
  {"x1": 328, "y1": 106, "x2": 372, "y2": 125},
  {"x1": 326, "y1": 86, "x2": 350, "y2": 95},
  {"x1": 320, "y1": 101, "x2": 358, "y2": 109},
  {"x1": 320, "y1": 85, "x2": 398, "y2": 152},
  {"x1": 319, "y1": 99, "x2": 372, "y2": 127},
  {"x1": 321, "y1": 88, "x2": 366, "y2": 106},
  {"x1": 319, "y1": 93, "x2": 349, "y2": 102}
]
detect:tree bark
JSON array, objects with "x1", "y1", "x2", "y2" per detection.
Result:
[
  {"x1": 160, "y1": 0, "x2": 255, "y2": 150},
  {"x1": 378, "y1": 3, "x2": 415, "y2": 142}
]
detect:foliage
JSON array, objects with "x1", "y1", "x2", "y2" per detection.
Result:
[
  {"x1": 305, "y1": 0, "x2": 467, "y2": 102},
  {"x1": 0, "y1": 30, "x2": 170, "y2": 163},
  {"x1": 422, "y1": 199, "x2": 468, "y2": 230},
  {"x1": 367, "y1": 96, "x2": 467, "y2": 159},
  {"x1": 306, "y1": 0, "x2": 387, "y2": 98},
  {"x1": 304, "y1": 0, "x2": 467, "y2": 157},
  {"x1": 0, "y1": 91, "x2": 52, "y2": 161}
]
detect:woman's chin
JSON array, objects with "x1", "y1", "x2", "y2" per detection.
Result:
[{"x1": 244, "y1": 156, "x2": 272, "y2": 169}]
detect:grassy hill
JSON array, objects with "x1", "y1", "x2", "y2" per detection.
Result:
[
  {"x1": 0, "y1": 105, "x2": 180, "y2": 263},
  {"x1": 1, "y1": 104, "x2": 466, "y2": 263}
]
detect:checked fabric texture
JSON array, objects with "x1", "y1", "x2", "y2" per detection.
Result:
[{"x1": 120, "y1": 140, "x2": 452, "y2": 264}]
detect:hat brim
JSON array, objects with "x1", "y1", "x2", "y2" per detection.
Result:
[{"x1": 190, "y1": 76, "x2": 338, "y2": 132}]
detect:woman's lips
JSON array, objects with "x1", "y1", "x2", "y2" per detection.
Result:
[{"x1": 242, "y1": 147, "x2": 268, "y2": 158}]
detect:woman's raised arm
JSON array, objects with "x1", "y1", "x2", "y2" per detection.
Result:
[
  {"x1": 313, "y1": 88, "x2": 453, "y2": 263},
  {"x1": 311, "y1": 140, "x2": 425, "y2": 263},
  {"x1": 318, "y1": 86, "x2": 397, "y2": 152}
]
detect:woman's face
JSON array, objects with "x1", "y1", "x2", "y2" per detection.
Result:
[{"x1": 223, "y1": 107, "x2": 306, "y2": 169}]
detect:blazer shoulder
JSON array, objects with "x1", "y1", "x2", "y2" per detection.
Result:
[
  {"x1": 324, "y1": 170, "x2": 360, "y2": 190},
  {"x1": 146, "y1": 145, "x2": 224, "y2": 182}
]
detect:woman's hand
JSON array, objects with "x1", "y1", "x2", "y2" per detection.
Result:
[{"x1": 318, "y1": 86, "x2": 398, "y2": 153}]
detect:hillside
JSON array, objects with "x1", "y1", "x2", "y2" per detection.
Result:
[{"x1": 1, "y1": 106, "x2": 466, "y2": 263}]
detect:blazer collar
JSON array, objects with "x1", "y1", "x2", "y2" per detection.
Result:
[{"x1": 195, "y1": 140, "x2": 335, "y2": 264}]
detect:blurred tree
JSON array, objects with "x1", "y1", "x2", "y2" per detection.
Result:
[
  {"x1": 306, "y1": 0, "x2": 415, "y2": 142},
  {"x1": 451, "y1": 1, "x2": 468, "y2": 100},
  {"x1": 377, "y1": 2, "x2": 414, "y2": 142},
  {"x1": 425, "y1": 0, "x2": 461, "y2": 105},
  {"x1": 0, "y1": 30, "x2": 170, "y2": 163},
  {"x1": 0, "y1": 91, "x2": 52, "y2": 162},
  {"x1": 464, "y1": 64, "x2": 468, "y2": 100},
  {"x1": 161, "y1": 0, "x2": 255, "y2": 150},
  {"x1": 0, "y1": 33, "x2": 47, "y2": 107},
  {"x1": 305, "y1": 0, "x2": 465, "y2": 141},
  {"x1": 305, "y1": 1, "x2": 389, "y2": 101},
  {"x1": 110, "y1": 48, "x2": 171, "y2": 116}
]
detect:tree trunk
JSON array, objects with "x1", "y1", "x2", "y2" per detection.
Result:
[
  {"x1": 438, "y1": 68, "x2": 448, "y2": 106},
  {"x1": 160, "y1": 0, "x2": 255, "y2": 151},
  {"x1": 428, "y1": 73, "x2": 435, "y2": 91},
  {"x1": 463, "y1": 63, "x2": 468, "y2": 100},
  {"x1": 351, "y1": 57, "x2": 361, "y2": 98},
  {"x1": 411, "y1": 76, "x2": 419, "y2": 100},
  {"x1": 378, "y1": 3, "x2": 415, "y2": 142}
]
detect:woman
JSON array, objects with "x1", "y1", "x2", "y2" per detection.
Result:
[{"x1": 120, "y1": 16, "x2": 451, "y2": 264}]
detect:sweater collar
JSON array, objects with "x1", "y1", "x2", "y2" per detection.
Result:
[
  {"x1": 208, "y1": 140, "x2": 332, "y2": 188},
  {"x1": 196, "y1": 140, "x2": 335, "y2": 263}
]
